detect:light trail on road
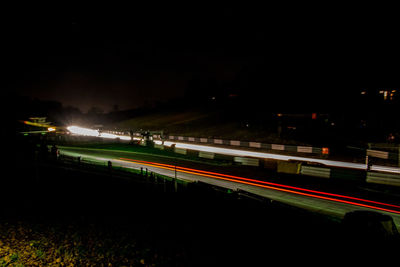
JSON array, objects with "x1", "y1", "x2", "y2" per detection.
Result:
[
  {"x1": 160, "y1": 141, "x2": 400, "y2": 174},
  {"x1": 65, "y1": 126, "x2": 400, "y2": 174},
  {"x1": 161, "y1": 141, "x2": 370, "y2": 170},
  {"x1": 57, "y1": 146, "x2": 400, "y2": 227},
  {"x1": 118, "y1": 157, "x2": 400, "y2": 215}
]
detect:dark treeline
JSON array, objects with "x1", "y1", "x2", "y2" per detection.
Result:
[{"x1": 13, "y1": 80, "x2": 400, "y2": 147}]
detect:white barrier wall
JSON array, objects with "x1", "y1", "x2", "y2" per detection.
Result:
[
  {"x1": 297, "y1": 146, "x2": 313, "y2": 153},
  {"x1": 367, "y1": 172, "x2": 400, "y2": 186},
  {"x1": 199, "y1": 151, "x2": 215, "y2": 159},
  {"x1": 174, "y1": 147, "x2": 187, "y2": 155},
  {"x1": 367, "y1": 149, "x2": 389, "y2": 159},
  {"x1": 300, "y1": 166, "x2": 331, "y2": 178},
  {"x1": 230, "y1": 140, "x2": 240, "y2": 146},
  {"x1": 249, "y1": 142, "x2": 261, "y2": 148},
  {"x1": 163, "y1": 135, "x2": 328, "y2": 156},
  {"x1": 234, "y1": 157, "x2": 259, "y2": 166},
  {"x1": 271, "y1": 144, "x2": 285, "y2": 151}
]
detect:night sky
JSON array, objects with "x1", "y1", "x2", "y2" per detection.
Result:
[{"x1": 4, "y1": 4, "x2": 400, "y2": 112}]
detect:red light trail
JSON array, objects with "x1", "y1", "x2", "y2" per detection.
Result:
[{"x1": 118, "y1": 157, "x2": 400, "y2": 215}]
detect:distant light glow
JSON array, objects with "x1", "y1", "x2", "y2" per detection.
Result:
[
  {"x1": 67, "y1": 125, "x2": 131, "y2": 141},
  {"x1": 99, "y1": 132, "x2": 118, "y2": 139},
  {"x1": 22, "y1": 120, "x2": 51, "y2": 128},
  {"x1": 99, "y1": 132, "x2": 131, "y2": 141},
  {"x1": 67, "y1": 126, "x2": 99, "y2": 136},
  {"x1": 47, "y1": 127, "x2": 56, "y2": 132}
]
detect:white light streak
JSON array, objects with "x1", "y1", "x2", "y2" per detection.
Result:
[
  {"x1": 163, "y1": 141, "x2": 367, "y2": 170},
  {"x1": 99, "y1": 132, "x2": 117, "y2": 139},
  {"x1": 67, "y1": 126, "x2": 99, "y2": 136},
  {"x1": 65, "y1": 126, "x2": 400, "y2": 174},
  {"x1": 67, "y1": 126, "x2": 131, "y2": 141},
  {"x1": 371, "y1": 165, "x2": 400, "y2": 174},
  {"x1": 162, "y1": 141, "x2": 400, "y2": 173},
  {"x1": 120, "y1": 136, "x2": 133, "y2": 141}
]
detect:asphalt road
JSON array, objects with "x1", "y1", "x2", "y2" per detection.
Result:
[{"x1": 58, "y1": 146, "x2": 400, "y2": 228}]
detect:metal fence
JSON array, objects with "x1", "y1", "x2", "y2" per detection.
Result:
[{"x1": 160, "y1": 135, "x2": 328, "y2": 156}]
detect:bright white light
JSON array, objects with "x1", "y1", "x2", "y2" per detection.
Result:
[
  {"x1": 99, "y1": 132, "x2": 131, "y2": 141},
  {"x1": 164, "y1": 141, "x2": 400, "y2": 173},
  {"x1": 67, "y1": 126, "x2": 132, "y2": 141},
  {"x1": 371, "y1": 165, "x2": 400, "y2": 174},
  {"x1": 67, "y1": 126, "x2": 99, "y2": 136},
  {"x1": 65, "y1": 127, "x2": 400, "y2": 174},
  {"x1": 99, "y1": 132, "x2": 118, "y2": 139},
  {"x1": 163, "y1": 141, "x2": 367, "y2": 170}
]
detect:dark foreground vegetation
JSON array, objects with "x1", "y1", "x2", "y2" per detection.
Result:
[
  {"x1": 1, "y1": 138, "x2": 398, "y2": 266},
  {"x1": 2, "y1": 160, "x2": 334, "y2": 266}
]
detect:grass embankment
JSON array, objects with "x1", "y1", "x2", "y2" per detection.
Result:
[
  {"x1": 109, "y1": 109, "x2": 309, "y2": 145},
  {"x1": 62, "y1": 142, "x2": 233, "y2": 167}
]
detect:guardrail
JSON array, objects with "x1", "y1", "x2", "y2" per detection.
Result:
[
  {"x1": 68, "y1": 130, "x2": 400, "y2": 163},
  {"x1": 367, "y1": 172, "x2": 400, "y2": 187},
  {"x1": 57, "y1": 154, "x2": 187, "y2": 192},
  {"x1": 234, "y1": 157, "x2": 259, "y2": 166},
  {"x1": 367, "y1": 149, "x2": 400, "y2": 166},
  {"x1": 149, "y1": 143, "x2": 400, "y2": 187},
  {"x1": 159, "y1": 135, "x2": 329, "y2": 157},
  {"x1": 298, "y1": 165, "x2": 400, "y2": 186},
  {"x1": 300, "y1": 165, "x2": 331, "y2": 178}
]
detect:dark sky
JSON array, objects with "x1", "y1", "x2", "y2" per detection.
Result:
[{"x1": 4, "y1": 3, "x2": 400, "y2": 112}]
